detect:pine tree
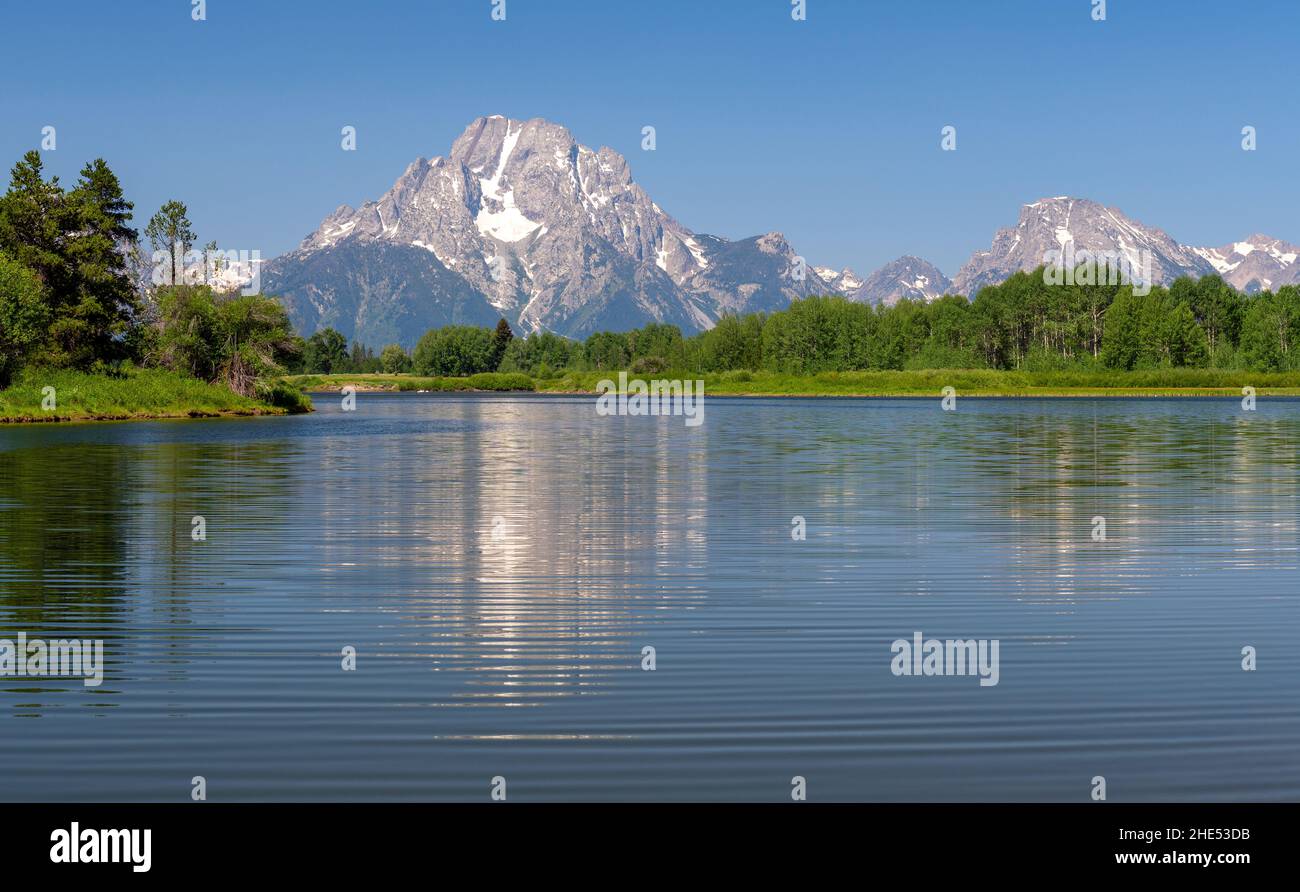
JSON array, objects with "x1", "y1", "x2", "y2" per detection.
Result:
[
  {"x1": 491, "y1": 317, "x2": 514, "y2": 370},
  {"x1": 0, "y1": 151, "x2": 72, "y2": 300},
  {"x1": 60, "y1": 159, "x2": 140, "y2": 364},
  {"x1": 0, "y1": 153, "x2": 140, "y2": 367}
]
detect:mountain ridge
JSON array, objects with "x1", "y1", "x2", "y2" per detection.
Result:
[{"x1": 256, "y1": 116, "x2": 1297, "y2": 347}]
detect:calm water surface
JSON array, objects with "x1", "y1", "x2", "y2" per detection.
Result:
[{"x1": 0, "y1": 394, "x2": 1297, "y2": 801}]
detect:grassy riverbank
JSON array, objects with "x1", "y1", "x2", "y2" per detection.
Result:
[
  {"x1": 290, "y1": 368, "x2": 1300, "y2": 398},
  {"x1": 0, "y1": 368, "x2": 311, "y2": 423},
  {"x1": 289, "y1": 372, "x2": 536, "y2": 392}
]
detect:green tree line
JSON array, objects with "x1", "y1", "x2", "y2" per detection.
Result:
[{"x1": 360, "y1": 267, "x2": 1300, "y2": 378}]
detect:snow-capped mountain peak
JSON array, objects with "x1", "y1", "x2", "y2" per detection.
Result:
[{"x1": 262, "y1": 115, "x2": 826, "y2": 346}]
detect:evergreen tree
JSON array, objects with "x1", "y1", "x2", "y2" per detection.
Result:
[
  {"x1": 0, "y1": 153, "x2": 140, "y2": 367},
  {"x1": 0, "y1": 151, "x2": 72, "y2": 302},
  {"x1": 59, "y1": 158, "x2": 140, "y2": 365},
  {"x1": 491, "y1": 318, "x2": 514, "y2": 370}
]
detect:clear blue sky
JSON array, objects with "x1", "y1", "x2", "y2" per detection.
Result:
[{"x1": 3, "y1": 0, "x2": 1296, "y2": 276}]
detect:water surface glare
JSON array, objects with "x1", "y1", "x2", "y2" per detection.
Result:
[{"x1": 1, "y1": 394, "x2": 1296, "y2": 801}]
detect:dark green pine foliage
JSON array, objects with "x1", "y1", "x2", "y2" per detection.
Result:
[
  {"x1": 59, "y1": 159, "x2": 141, "y2": 366},
  {"x1": 0, "y1": 151, "x2": 140, "y2": 368},
  {"x1": 490, "y1": 317, "x2": 514, "y2": 370}
]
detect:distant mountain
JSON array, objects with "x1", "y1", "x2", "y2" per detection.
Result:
[
  {"x1": 952, "y1": 197, "x2": 1216, "y2": 296},
  {"x1": 813, "y1": 265, "x2": 864, "y2": 297},
  {"x1": 853, "y1": 256, "x2": 952, "y2": 305},
  {"x1": 815, "y1": 258, "x2": 951, "y2": 305},
  {"x1": 1191, "y1": 235, "x2": 1300, "y2": 293},
  {"x1": 261, "y1": 115, "x2": 825, "y2": 347}
]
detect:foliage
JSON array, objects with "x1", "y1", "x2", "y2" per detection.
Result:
[
  {"x1": 1240, "y1": 285, "x2": 1300, "y2": 371},
  {"x1": 0, "y1": 251, "x2": 50, "y2": 386},
  {"x1": 255, "y1": 378, "x2": 313, "y2": 413},
  {"x1": 392, "y1": 265, "x2": 1299, "y2": 386},
  {"x1": 498, "y1": 331, "x2": 575, "y2": 374},
  {"x1": 0, "y1": 150, "x2": 309, "y2": 419},
  {"x1": 491, "y1": 318, "x2": 514, "y2": 369},
  {"x1": 303, "y1": 327, "x2": 349, "y2": 373},
  {"x1": 412, "y1": 325, "x2": 497, "y2": 376},
  {"x1": 146, "y1": 285, "x2": 300, "y2": 396},
  {"x1": 150, "y1": 285, "x2": 223, "y2": 381},
  {"x1": 0, "y1": 151, "x2": 141, "y2": 369},
  {"x1": 212, "y1": 292, "x2": 302, "y2": 396},
  {"x1": 143, "y1": 200, "x2": 196, "y2": 288},
  {"x1": 379, "y1": 343, "x2": 411, "y2": 374},
  {"x1": 534, "y1": 366, "x2": 1300, "y2": 397}
]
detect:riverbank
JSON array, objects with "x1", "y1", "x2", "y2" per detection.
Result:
[
  {"x1": 288, "y1": 368, "x2": 1300, "y2": 398},
  {"x1": 0, "y1": 368, "x2": 311, "y2": 424},
  {"x1": 289, "y1": 372, "x2": 535, "y2": 392}
]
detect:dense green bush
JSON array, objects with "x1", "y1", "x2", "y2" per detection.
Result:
[
  {"x1": 498, "y1": 331, "x2": 574, "y2": 374},
  {"x1": 148, "y1": 286, "x2": 300, "y2": 396},
  {"x1": 412, "y1": 325, "x2": 496, "y2": 376}
]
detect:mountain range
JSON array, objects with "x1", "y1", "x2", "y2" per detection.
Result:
[{"x1": 255, "y1": 116, "x2": 1299, "y2": 347}]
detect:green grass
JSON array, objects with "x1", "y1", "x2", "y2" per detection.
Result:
[
  {"x1": 284, "y1": 367, "x2": 1300, "y2": 398},
  {"x1": 541, "y1": 367, "x2": 1300, "y2": 397},
  {"x1": 0, "y1": 367, "x2": 312, "y2": 423}
]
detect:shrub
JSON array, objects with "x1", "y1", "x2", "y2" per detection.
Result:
[{"x1": 255, "y1": 379, "x2": 313, "y2": 413}]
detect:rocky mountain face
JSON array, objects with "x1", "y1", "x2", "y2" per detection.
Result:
[
  {"x1": 952, "y1": 197, "x2": 1217, "y2": 297},
  {"x1": 261, "y1": 116, "x2": 825, "y2": 347},
  {"x1": 852, "y1": 256, "x2": 952, "y2": 305},
  {"x1": 1191, "y1": 235, "x2": 1300, "y2": 293}
]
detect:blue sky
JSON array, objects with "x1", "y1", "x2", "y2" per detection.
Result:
[{"x1": 3, "y1": 0, "x2": 1297, "y2": 276}]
